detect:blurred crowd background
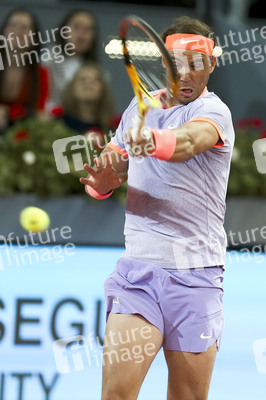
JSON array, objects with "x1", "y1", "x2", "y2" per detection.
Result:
[{"x1": 0, "y1": 0, "x2": 265, "y2": 215}]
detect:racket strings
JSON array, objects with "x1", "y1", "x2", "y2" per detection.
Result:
[
  {"x1": 120, "y1": 16, "x2": 179, "y2": 115},
  {"x1": 126, "y1": 27, "x2": 168, "y2": 95}
]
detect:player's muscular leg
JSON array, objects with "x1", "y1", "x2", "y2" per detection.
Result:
[
  {"x1": 101, "y1": 312, "x2": 163, "y2": 400},
  {"x1": 164, "y1": 342, "x2": 217, "y2": 400}
]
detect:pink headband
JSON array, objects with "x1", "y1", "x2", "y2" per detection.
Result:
[{"x1": 165, "y1": 33, "x2": 215, "y2": 56}]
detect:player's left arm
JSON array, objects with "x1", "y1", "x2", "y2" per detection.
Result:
[{"x1": 168, "y1": 120, "x2": 220, "y2": 162}]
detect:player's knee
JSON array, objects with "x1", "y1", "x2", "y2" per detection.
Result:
[
  {"x1": 168, "y1": 386, "x2": 208, "y2": 400},
  {"x1": 101, "y1": 391, "x2": 120, "y2": 400},
  {"x1": 188, "y1": 395, "x2": 206, "y2": 400},
  {"x1": 102, "y1": 380, "x2": 136, "y2": 400},
  {"x1": 186, "y1": 393, "x2": 207, "y2": 400},
  {"x1": 169, "y1": 395, "x2": 206, "y2": 400},
  {"x1": 101, "y1": 389, "x2": 132, "y2": 400}
]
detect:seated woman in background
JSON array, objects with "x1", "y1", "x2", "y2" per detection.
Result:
[
  {"x1": 0, "y1": 9, "x2": 49, "y2": 134},
  {"x1": 46, "y1": 9, "x2": 99, "y2": 109},
  {"x1": 52, "y1": 62, "x2": 117, "y2": 149}
]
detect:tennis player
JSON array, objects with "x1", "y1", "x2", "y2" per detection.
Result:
[{"x1": 80, "y1": 16, "x2": 234, "y2": 400}]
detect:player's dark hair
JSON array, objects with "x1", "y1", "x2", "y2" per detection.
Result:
[
  {"x1": 0, "y1": 8, "x2": 43, "y2": 113},
  {"x1": 162, "y1": 16, "x2": 216, "y2": 46},
  {"x1": 0, "y1": 8, "x2": 42, "y2": 60},
  {"x1": 56, "y1": 9, "x2": 98, "y2": 61}
]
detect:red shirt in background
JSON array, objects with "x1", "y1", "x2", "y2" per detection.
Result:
[{"x1": 0, "y1": 65, "x2": 50, "y2": 122}]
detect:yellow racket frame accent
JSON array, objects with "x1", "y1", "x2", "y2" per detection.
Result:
[
  {"x1": 119, "y1": 15, "x2": 179, "y2": 118},
  {"x1": 123, "y1": 45, "x2": 162, "y2": 117}
]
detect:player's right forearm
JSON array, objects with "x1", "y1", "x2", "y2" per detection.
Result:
[{"x1": 99, "y1": 145, "x2": 129, "y2": 174}]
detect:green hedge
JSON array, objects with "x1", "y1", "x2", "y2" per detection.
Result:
[{"x1": 0, "y1": 117, "x2": 265, "y2": 200}]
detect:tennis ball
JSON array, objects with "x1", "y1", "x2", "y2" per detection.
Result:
[{"x1": 20, "y1": 207, "x2": 50, "y2": 233}]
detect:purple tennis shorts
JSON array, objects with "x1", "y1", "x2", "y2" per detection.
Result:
[{"x1": 104, "y1": 256, "x2": 224, "y2": 353}]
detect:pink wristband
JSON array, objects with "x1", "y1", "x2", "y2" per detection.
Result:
[
  {"x1": 150, "y1": 129, "x2": 176, "y2": 161},
  {"x1": 85, "y1": 176, "x2": 114, "y2": 200}
]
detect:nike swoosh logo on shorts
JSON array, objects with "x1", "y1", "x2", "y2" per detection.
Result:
[
  {"x1": 200, "y1": 332, "x2": 212, "y2": 339},
  {"x1": 180, "y1": 38, "x2": 199, "y2": 44}
]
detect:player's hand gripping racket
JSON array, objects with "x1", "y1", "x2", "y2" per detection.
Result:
[{"x1": 119, "y1": 15, "x2": 179, "y2": 119}]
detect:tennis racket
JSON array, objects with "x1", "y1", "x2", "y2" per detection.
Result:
[{"x1": 119, "y1": 15, "x2": 179, "y2": 119}]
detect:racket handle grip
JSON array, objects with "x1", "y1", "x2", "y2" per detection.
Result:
[
  {"x1": 131, "y1": 114, "x2": 142, "y2": 141},
  {"x1": 150, "y1": 129, "x2": 176, "y2": 161}
]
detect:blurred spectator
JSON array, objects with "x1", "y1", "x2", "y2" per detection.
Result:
[
  {"x1": 248, "y1": 0, "x2": 266, "y2": 18},
  {"x1": 0, "y1": 9, "x2": 50, "y2": 134},
  {"x1": 77, "y1": 0, "x2": 195, "y2": 6},
  {"x1": 228, "y1": 0, "x2": 249, "y2": 22},
  {"x1": 51, "y1": 62, "x2": 119, "y2": 149},
  {"x1": 45, "y1": 9, "x2": 99, "y2": 109},
  {"x1": 113, "y1": 0, "x2": 195, "y2": 6}
]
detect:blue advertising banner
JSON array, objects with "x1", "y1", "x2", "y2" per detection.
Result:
[
  {"x1": 0, "y1": 245, "x2": 266, "y2": 400},
  {"x1": 0, "y1": 245, "x2": 124, "y2": 400}
]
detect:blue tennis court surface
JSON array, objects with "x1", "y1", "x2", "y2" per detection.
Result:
[{"x1": 0, "y1": 246, "x2": 265, "y2": 399}]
